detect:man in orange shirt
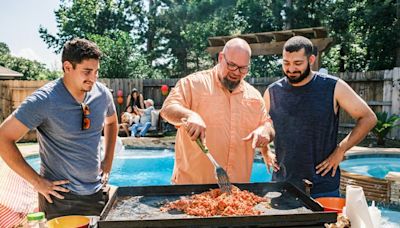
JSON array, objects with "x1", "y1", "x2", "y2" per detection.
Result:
[{"x1": 160, "y1": 38, "x2": 274, "y2": 184}]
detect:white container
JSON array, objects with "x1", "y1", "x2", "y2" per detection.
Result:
[{"x1": 27, "y1": 212, "x2": 47, "y2": 228}]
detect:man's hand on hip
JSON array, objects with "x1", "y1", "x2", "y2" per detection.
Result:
[{"x1": 34, "y1": 177, "x2": 70, "y2": 203}]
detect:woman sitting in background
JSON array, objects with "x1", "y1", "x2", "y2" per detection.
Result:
[
  {"x1": 119, "y1": 112, "x2": 140, "y2": 136},
  {"x1": 125, "y1": 88, "x2": 144, "y2": 115}
]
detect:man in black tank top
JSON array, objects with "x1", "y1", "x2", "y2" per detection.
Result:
[{"x1": 263, "y1": 36, "x2": 377, "y2": 198}]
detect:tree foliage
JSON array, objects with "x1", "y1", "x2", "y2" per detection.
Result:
[
  {"x1": 38, "y1": 0, "x2": 146, "y2": 79},
  {"x1": 0, "y1": 42, "x2": 10, "y2": 56},
  {"x1": 36, "y1": 0, "x2": 399, "y2": 79},
  {"x1": 0, "y1": 42, "x2": 61, "y2": 80},
  {"x1": 324, "y1": 0, "x2": 398, "y2": 72}
]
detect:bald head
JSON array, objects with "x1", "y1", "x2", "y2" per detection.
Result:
[
  {"x1": 218, "y1": 38, "x2": 251, "y2": 92},
  {"x1": 222, "y1": 38, "x2": 252, "y2": 57}
]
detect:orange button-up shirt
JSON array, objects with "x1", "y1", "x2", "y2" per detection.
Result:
[{"x1": 161, "y1": 66, "x2": 268, "y2": 184}]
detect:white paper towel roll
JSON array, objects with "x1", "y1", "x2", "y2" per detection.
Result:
[
  {"x1": 368, "y1": 201, "x2": 381, "y2": 228},
  {"x1": 345, "y1": 185, "x2": 374, "y2": 228}
]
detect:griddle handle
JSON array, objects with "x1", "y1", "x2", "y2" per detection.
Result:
[{"x1": 303, "y1": 179, "x2": 313, "y2": 197}]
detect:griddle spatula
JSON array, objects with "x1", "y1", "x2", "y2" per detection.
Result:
[{"x1": 196, "y1": 138, "x2": 232, "y2": 194}]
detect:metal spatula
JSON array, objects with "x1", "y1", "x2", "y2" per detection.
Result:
[{"x1": 196, "y1": 138, "x2": 232, "y2": 194}]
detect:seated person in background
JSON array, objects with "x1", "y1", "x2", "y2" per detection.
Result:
[
  {"x1": 130, "y1": 99, "x2": 155, "y2": 137},
  {"x1": 119, "y1": 112, "x2": 139, "y2": 136},
  {"x1": 125, "y1": 88, "x2": 144, "y2": 115}
]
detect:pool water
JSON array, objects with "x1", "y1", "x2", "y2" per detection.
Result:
[
  {"x1": 26, "y1": 149, "x2": 272, "y2": 186},
  {"x1": 111, "y1": 149, "x2": 271, "y2": 186},
  {"x1": 341, "y1": 156, "x2": 400, "y2": 179},
  {"x1": 26, "y1": 149, "x2": 400, "y2": 226}
]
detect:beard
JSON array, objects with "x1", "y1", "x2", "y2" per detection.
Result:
[
  {"x1": 220, "y1": 74, "x2": 241, "y2": 91},
  {"x1": 284, "y1": 63, "x2": 311, "y2": 84}
]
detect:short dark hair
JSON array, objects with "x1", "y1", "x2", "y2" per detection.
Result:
[
  {"x1": 61, "y1": 38, "x2": 102, "y2": 68},
  {"x1": 283, "y1": 36, "x2": 314, "y2": 57}
]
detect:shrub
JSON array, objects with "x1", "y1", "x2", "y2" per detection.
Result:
[{"x1": 372, "y1": 112, "x2": 400, "y2": 145}]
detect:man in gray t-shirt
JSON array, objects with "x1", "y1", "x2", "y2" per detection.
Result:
[{"x1": 0, "y1": 38, "x2": 118, "y2": 219}]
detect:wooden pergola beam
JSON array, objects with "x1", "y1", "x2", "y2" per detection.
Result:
[
  {"x1": 206, "y1": 38, "x2": 333, "y2": 57},
  {"x1": 206, "y1": 27, "x2": 333, "y2": 70}
]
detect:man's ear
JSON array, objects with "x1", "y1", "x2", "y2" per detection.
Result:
[
  {"x1": 63, "y1": 61, "x2": 73, "y2": 72},
  {"x1": 309, "y1": 54, "x2": 316, "y2": 65},
  {"x1": 218, "y1": 52, "x2": 224, "y2": 63}
]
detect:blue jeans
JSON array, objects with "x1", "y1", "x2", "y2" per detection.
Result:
[
  {"x1": 311, "y1": 187, "x2": 340, "y2": 199},
  {"x1": 130, "y1": 122, "x2": 152, "y2": 137}
]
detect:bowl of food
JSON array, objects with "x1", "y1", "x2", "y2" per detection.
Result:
[
  {"x1": 47, "y1": 215, "x2": 90, "y2": 228},
  {"x1": 315, "y1": 197, "x2": 346, "y2": 213}
]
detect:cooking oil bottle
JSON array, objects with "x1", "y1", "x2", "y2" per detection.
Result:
[{"x1": 26, "y1": 212, "x2": 48, "y2": 228}]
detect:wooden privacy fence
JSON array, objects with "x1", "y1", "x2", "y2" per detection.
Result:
[
  {"x1": 0, "y1": 80, "x2": 48, "y2": 122},
  {"x1": 337, "y1": 68, "x2": 400, "y2": 139},
  {"x1": 0, "y1": 68, "x2": 399, "y2": 140},
  {"x1": 0, "y1": 80, "x2": 49, "y2": 141},
  {"x1": 99, "y1": 78, "x2": 180, "y2": 110}
]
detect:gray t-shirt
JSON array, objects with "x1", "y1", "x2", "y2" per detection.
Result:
[{"x1": 14, "y1": 78, "x2": 115, "y2": 195}]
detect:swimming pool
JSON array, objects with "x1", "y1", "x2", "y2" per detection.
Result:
[
  {"x1": 25, "y1": 149, "x2": 400, "y2": 226},
  {"x1": 26, "y1": 148, "x2": 272, "y2": 186},
  {"x1": 340, "y1": 154, "x2": 400, "y2": 179}
]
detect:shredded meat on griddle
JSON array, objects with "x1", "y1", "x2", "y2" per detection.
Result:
[{"x1": 160, "y1": 186, "x2": 269, "y2": 217}]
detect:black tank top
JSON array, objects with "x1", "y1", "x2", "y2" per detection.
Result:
[{"x1": 268, "y1": 73, "x2": 339, "y2": 194}]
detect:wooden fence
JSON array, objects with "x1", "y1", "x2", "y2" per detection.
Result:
[
  {"x1": 337, "y1": 68, "x2": 400, "y2": 138},
  {"x1": 0, "y1": 80, "x2": 49, "y2": 141},
  {"x1": 1, "y1": 68, "x2": 399, "y2": 141}
]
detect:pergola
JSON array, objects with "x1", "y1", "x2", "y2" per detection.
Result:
[{"x1": 206, "y1": 27, "x2": 333, "y2": 70}]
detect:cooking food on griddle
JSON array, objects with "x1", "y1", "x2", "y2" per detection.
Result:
[{"x1": 160, "y1": 186, "x2": 270, "y2": 217}]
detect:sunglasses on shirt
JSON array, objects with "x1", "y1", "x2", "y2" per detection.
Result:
[{"x1": 81, "y1": 103, "x2": 91, "y2": 130}]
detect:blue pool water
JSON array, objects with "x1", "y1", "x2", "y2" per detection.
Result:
[
  {"x1": 26, "y1": 149, "x2": 399, "y2": 226},
  {"x1": 341, "y1": 155, "x2": 400, "y2": 179},
  {"x1": 26, "y1": 148, "x2": 272, "y2": 186}
]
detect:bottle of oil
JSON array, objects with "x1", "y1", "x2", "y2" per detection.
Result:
[{"x1": 26, "y1": 212, "x2": 47, "y2": 228}]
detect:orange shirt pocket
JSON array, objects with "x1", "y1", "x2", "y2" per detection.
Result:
[
  {"x1": 196, "y1": 96, "x2": 226, "y2": 127},
  {"x1": 240, "y1": 99, "x2": 262, "y2": 137}
]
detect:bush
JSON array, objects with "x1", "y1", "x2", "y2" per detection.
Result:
[{"x1": 372, "y1": 112, "x2": 400, "y2": 145}]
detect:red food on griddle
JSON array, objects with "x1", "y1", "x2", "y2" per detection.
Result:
[{"x1": 160, "y1": 186, "x2": 268, "y2": 217}]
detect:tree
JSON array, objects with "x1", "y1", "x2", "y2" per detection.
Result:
[
  {"x1": 0, "y1": 54, "x2": 61, "y2": 80},
  {"x1": 0, "y1": 42, "x2": 10, "y2": 56},
  {"x1": 145, "y1": 0, "x2": 239, "y2": 77},
  {"x1": 39, "y1": 0, "x2": 146, "y2": 78},
  {"x1": 39, "y1": 0, "x2": 142, "y2": 53},
  {"x1": 149, "y1": 0, "x2": 286, "y2": 78},
  {"x1": 278, "y1": 0, "x2": 398, "y2": 73},
  {"x1": 235, "y1": 0, "x2": 282, "y2": 77},
  {"x1": 0, "y1": 42, "x2": 60, "y2": 80},
  {"x1": 89, "y1": 31, "x2": 135, "y2": 78},
  {"x1": 38, "y1": 0, "x2": 399, "y2": 79},
  {"x1": 321, "y1": 0, "x2": 399, "y2": 72},
  {"x1": 354, "y1": 0, "x2": 398, "y2": 70}
]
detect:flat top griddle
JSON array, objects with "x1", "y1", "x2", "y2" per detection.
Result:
[{"x1": 99, "y1": 182, "x2": 337, "y2": 227}]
